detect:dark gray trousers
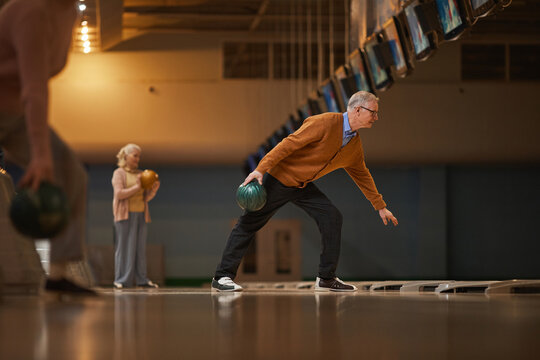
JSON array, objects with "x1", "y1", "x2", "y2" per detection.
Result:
[
  {"x1": 0, "y1": 112, "x2": 86, "y2": 263},
  {"x1": 215, "y1": 174, "x2": 343, "y2": 280},
  {"x1": 114, "y1": 212, "x2": 149, "y2": 286}
]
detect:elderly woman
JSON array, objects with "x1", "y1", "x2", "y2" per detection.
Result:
[{"x1": 112, "y1": 143, "x2": 160, "y2": 289}]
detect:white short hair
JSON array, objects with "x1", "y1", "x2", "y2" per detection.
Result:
[
  {"x1": 347, "y1": 91, "x2": 379, "y2": 112},
  {"x1": 116, "y1": 143, "x2": 141, "y2": 168}
]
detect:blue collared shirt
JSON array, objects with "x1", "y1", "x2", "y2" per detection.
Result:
[{"x1": 342, "y1": 112, "x2": 356, "y2": 147}]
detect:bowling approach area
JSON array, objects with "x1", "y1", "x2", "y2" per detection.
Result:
[{"x1": 1, "y1": 281, "x2": 540, "y2": 360}]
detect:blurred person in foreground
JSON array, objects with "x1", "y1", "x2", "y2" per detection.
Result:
[{"x1": 0, "y1": 0, "x2": 95, "y2": 295}]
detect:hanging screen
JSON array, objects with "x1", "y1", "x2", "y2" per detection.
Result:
[
  {"x1": 434, "y1": 0, "x2": 469, "y2": 40},
  {"x1": 349, "y1": 49, "x2": 372, "y2": 92},
  {"x1": 382, "y1": 17, "x2": 409, "y2": 77},
  {"x1": 364, "y1": 35, "x2": 393, "y2": 91},
  {"x1": 334, "y1": 66, "x2": 354, "y2": 109},
  {"x1": 321, "y1": 80, "x2": 341, "y2": 113},
  {"x1": 405, "y1": 1, "x2": 431, "y2": 57},
  {"x1": 469, "y1": 0, "x2": 497, "y2": 18}
]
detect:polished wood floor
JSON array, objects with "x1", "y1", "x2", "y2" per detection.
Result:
[{"x1": 1, "y1": 286, "x2": 540, "y2": 360}]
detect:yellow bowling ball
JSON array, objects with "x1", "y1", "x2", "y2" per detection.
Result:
[{"x1": 140, "y1": 169, "x2": 159, "y2": 189}]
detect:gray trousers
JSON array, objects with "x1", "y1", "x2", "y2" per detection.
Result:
[
  {"x1": 114, "y1": 212, "x2": 150, "y2": 286},
  {"x1": 0, "y1": 112, "x2": 86, "y2": 263}
]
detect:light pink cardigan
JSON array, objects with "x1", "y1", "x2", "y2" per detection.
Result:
[{"x1": 112, "y1": 168, "x2": 158, "y2": 223}]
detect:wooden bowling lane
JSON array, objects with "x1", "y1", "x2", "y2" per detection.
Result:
[{"x1": 1, "y1": 288, "x2": 540, "y2": 360}]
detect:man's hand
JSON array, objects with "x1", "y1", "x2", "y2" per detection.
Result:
[
  {"x1": 241, "y1": 170, "x2": 263, "y2": 186},
  {"x1": 19, "y1": 154, "x2": 54, "y2": 191},
  {"x1": 378, "y1": 207, "x2": 398, "y2": 226}
]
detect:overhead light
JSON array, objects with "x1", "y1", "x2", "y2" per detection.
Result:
[{"x1": 79, "y1": 4, "x2": 86, "y2": 11}]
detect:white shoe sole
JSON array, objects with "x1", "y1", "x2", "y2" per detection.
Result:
[
  {"x1": 211, "y1": 279, "x2": 243, "y2": 292},
  {"x1": 211, "y1": 286, "x2": 243, "y2": 292}
]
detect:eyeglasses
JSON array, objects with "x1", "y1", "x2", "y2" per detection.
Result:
[{"x1": 358, "y1": 105, "x2": 378, "y2": 117}]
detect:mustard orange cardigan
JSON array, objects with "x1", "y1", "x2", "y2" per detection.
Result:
[{"x1": 256, "y1": 112, "x2": 386, "y2": 210}]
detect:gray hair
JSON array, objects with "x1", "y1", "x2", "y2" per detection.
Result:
[
  {"x1": 347, "y1": 91, "x2": 379, "y2": 112},
  {"x1": 116, "y1": 143, "x2": 141, "y2": 168}
]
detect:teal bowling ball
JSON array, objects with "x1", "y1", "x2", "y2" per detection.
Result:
[
  {"x1": 236, "y1": 180, "x2": 267, "y2": 212},
  {"x1": 9, "y1": 182, "x2": 69, "y2": 239}
]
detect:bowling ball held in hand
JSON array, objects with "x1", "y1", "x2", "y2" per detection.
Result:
[
  {"x1": 9, "y1": 182, "x2": 69, "y2": 239},
  {"x1": 140, "y1": 169, "x2": 159, "y2": 189},
  {"x1": 236, "y1": 180, "x2": 267, "y2": 212}
]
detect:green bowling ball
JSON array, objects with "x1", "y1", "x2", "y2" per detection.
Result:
[
  {"x1": 236, "y1": 180, "x2": 267, "y2": 212},
  {"x1": 9, "y1": 182, "x2": 69, "y2": 239}
]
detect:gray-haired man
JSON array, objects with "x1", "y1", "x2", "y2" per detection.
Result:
[{"x1": 213, "y1": 91, "x2": 398, "y2": 292}]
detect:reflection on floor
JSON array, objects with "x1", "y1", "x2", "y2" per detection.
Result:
[{"x1": 1, "y1": 286, "x2": 540, "y2": 360}]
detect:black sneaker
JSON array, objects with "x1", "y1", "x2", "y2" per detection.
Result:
[
  {"x1": 45, "y1": 278, "x2": 98, "y2": 296},
  {"x1": 211, "y1": 277, "x2": 243, "y2": 292},
  {"x1": 315, "y1": 277, "x2": 357, "y2": 292}
]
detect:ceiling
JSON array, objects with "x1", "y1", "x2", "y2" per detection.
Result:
[
  {"x1": 122, "y1": 0, "x2": 540, "y2": 37},
  {"x1": 123, "y1": 0, "x2": 345, "y2": 35}
]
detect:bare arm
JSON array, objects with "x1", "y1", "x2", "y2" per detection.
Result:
[{"x1": 13, "y1": 5, "x2": 53, "y2": 189}]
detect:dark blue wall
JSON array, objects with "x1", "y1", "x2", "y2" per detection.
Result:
[
  {"x1": 448, "y1": 166, "x2": 540, "y2": 279},
  {"x1": 86, "y1": 164, "x2": 540, "y2": 281}
]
